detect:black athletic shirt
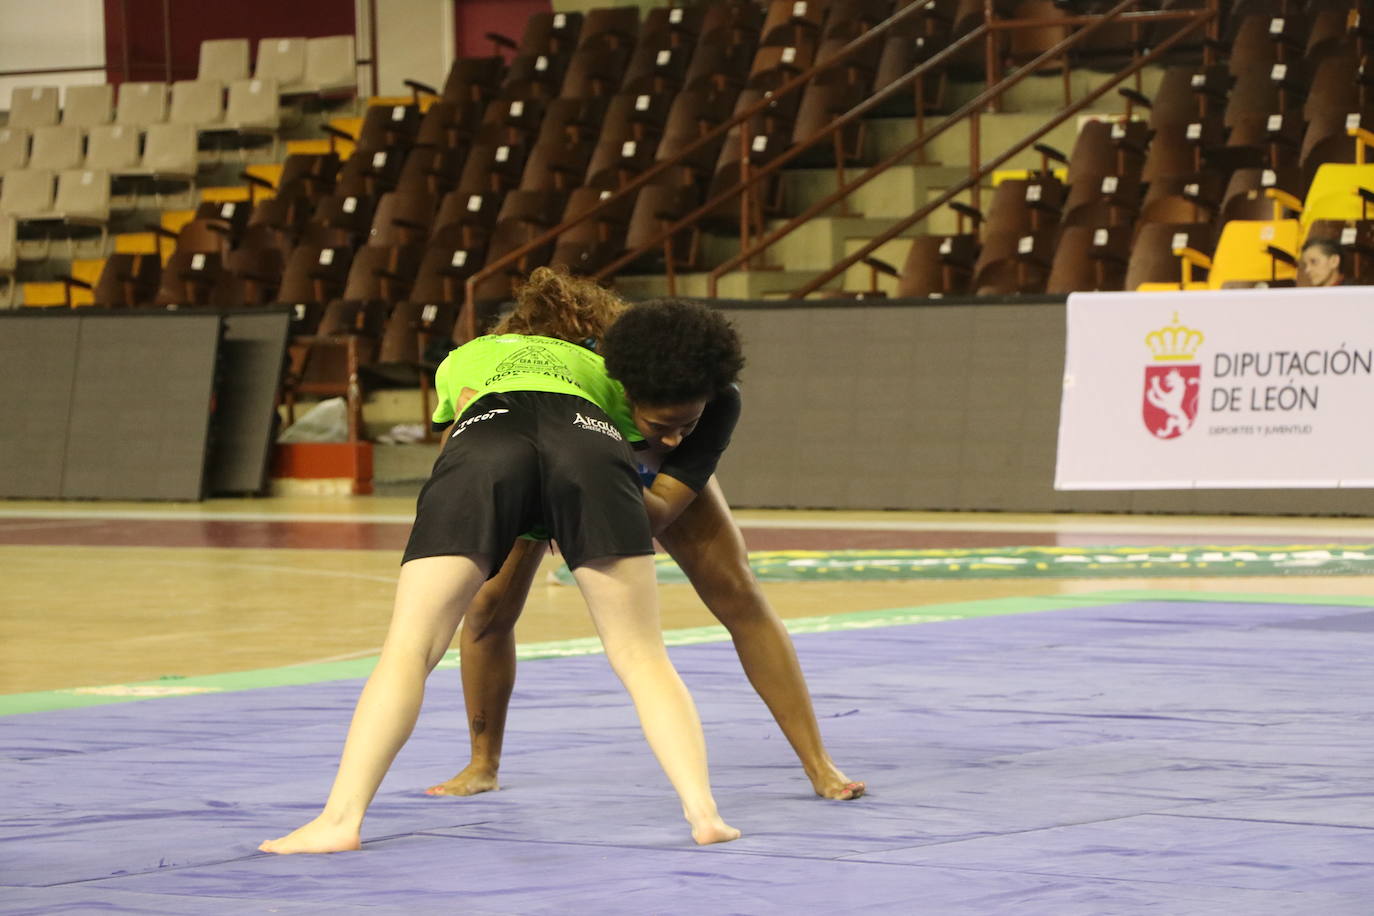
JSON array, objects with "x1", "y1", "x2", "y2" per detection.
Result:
[{"x1": 637, "y1": 383, "x2": 741, "y2": 493}]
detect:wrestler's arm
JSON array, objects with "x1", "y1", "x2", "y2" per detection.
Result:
[
  {"x1": 640, "y1": 385, "x2": 740, "y2": 534},
  {"x1": 643, "y1": 473, "x2": 699, "y2": 536}
]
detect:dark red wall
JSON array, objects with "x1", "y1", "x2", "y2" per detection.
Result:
[
  {"x1": 104, "y1": 0, "x2": 356, "y2": 85},
  {"x1": 454, "y1": 0, "x2": 549, "y2": 60}
]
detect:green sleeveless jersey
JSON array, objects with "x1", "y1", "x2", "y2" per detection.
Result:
[{"x1": 432, "y1": 334, "x2": 639, "y2": 441}]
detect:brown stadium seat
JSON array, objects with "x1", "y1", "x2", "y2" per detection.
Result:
[
  {"x1": 623, "y1": 181, "x2": 703, "y2": 274},
  {"x1": 969, "y1": 176, "x2": 1065, "y2": 294},
  {"x1": 457, "y1": 141, "x2": 531, "y2": 195},
  {"x1": 222, "y1": 246, "x2": 285, "y2": 305},
  {"x1": 746, "y1": 41, "x2": 818, "y2": 93},
  {"x1": 395, "y1": 145, "x2": 465, "y2": 198},
  {"x1": 410, "y1": 237, "x2": 486, "y2": 307},
  {"x1": 516, "y1": 97, "x2": 607, "y2": 192},
  {"x1": 308, "y1": 192, "x2": 376, "y2": 247},
  {"x1": 549, "y1": 185, "x2": 635, "y2": 274},
  {"x1": 60, "y1": 251, "x2": 161, "y2": 308},
  {"x1": 758, "y1": 0, "x2": 831, "y2": 49},
  {"x1": 653, "y1": 87, "x2": 740, "y2": 188},
  {"x1": 1124, "y1": 221, "x2": 1214, "y2": 290},
  {"x1": 682, "y1": 40, "x2": 756, "y2": 96},
  {"x1": 434, "y1": 189, "x2": 505, "y2": 252},
  {"x1": 1045, "y1": 224, "x2": 1131, "y2": 293},
  {"x1": 333, "y1": 145, "x2": 406, "y2": 198},
  {"x1": 367, "y1": 189, "x2": 437, "y2": 248},
  {"x1": 623, "y1": 6, "x2": 702, "y2": 95},
  {"x1": 699, "y1": 0, "x2": 765, "y2": 48},
  {"x1": 194, "y1": 198, "x2": 251, "y2": 243},
  {"x1": 895, "y1": 230, "x2": 979, "y2": 298},
  {"x1": 559, "y1": 6, "x2": 641, "y2": 96},
  {"x1": 276, "y1": 242, "x2": 354, "y2": 318},
  {"x1": 471, "y1": 189, "x2": 568, "y2": 304},
  {"x1": 414, "y1": 99, "x2": 484, "y2": 153},
  {"x1": 502, "y1": 52, "x2": 572, "y2": 102},
  {"x1": 871, "y1": 1, "x2": 953, "y2": 119},
  {"x1": 513, "y1": 10, "x2": 585, "y2": 57},
  {"x1": 153, "y1": 250, "x2": 229, "y2": 308},
  {"x1": 405, "y1": 57, "x2": 505, "y2": 106},
  {"x1": 583, "y1": 92, "x2": 673, "y2": 190}
]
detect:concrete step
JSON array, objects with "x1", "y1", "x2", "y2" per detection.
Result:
[{"x1": 615, "y1": 267, "x2": 837, "y2": 302}]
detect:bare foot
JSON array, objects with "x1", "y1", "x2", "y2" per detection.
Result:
[
  {"x1": 425, "y1": 763, "x2": 500, "y2": 796},
  {"x1": 258, "y1": 815, "x2": 361, "y2": 855},
  {"x1": 684, "y1": 806, "x2": 741, "y2": 845},
  {"x1": 815, "y1": 775, "x2": 866, "y2": 800}
]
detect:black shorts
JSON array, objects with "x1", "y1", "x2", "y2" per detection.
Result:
[{"x1": 403, "y1": 390, "x2": 652, "y2": 573}]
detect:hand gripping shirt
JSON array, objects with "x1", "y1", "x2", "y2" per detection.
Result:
[{"x1": 432, "y1": 334, "x2": 638, "y2": 440}]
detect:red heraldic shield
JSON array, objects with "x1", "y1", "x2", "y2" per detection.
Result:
[{"x1": 1142, "y1": 364, "x2": 1200, "y2": 439}]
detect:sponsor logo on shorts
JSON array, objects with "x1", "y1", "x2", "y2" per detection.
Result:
[
  {"x1": 573, "y1": 412, "x2": 623, "y2": 441},
  {"x1": 451, "y1": 408, "x2": 509, "y2": 438}
]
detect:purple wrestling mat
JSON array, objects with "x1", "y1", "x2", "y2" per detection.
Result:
[{"x1": 2, "y1": 598, "x2": 1372, "y2": 914}]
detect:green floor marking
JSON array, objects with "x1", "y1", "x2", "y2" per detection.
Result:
[
  {"x1": 553, "y1": 545, "x2": 1374, "y2": 584},
  {"x1": 1072, "y1": 589, "x2": 1374, "y2": 607},
  {"x1": 3, "y1": 589, "x2": 1366, "y2": 718}
]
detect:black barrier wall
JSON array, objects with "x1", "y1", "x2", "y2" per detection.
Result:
[
  {"x1": 0, "y1": 310, "x2": 288, "y2": 501},
  {"x1": 713, "y1": 299, "x2": 1374, "y2": 515}
]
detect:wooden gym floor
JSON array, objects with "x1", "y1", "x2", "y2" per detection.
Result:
[{"x1": 2, "y1": 495, "x2": 1372, "y2": 697}]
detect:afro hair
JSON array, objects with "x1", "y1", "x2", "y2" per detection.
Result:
[{"x1": 601, "y1": 299, "x2": 744, "y2": 406}]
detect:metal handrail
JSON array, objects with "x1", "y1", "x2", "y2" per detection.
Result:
[
  {"x1": 606, "y1": 23, "x2": 993, "y2": 292},
  {"x1": 790, "y1": 5, "x2": 1214, "y2": 299},
  {"x1": 710, "y1": 2, "x2": 1212, "y2": 297},
  {"x1": 459, "y1": 0, "x2": 942, "y2": 339}
]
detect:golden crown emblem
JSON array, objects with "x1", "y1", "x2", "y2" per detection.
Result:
[{"x1": 1144, "y1": 312, "x2": 1204, "y2": 361}]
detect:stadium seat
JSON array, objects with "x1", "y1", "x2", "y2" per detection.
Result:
[
  {"x1": 255, "y1": 37, "x2": 309, "y2": 94},
  {"x1": 1301, "y1": 162, "x2": 1374, "y2": 224},
  {"x1": 199, "y1": 38, "x2": 251, "y2": 83},
  {"x1": 1196, "y1": 218, "x2": 1301, "y2": 288},
  {"x1": 549, "y1": 185, "x2": 634, "y2": 274},
  {"x1": 169, "y1": 80, "x2": 227, "y2": 130},
  {"x1": 0, "y1": 127, "x2": 30, "y2": 175},
  {"x1": 115, "y1": 82, "x2": 169, "y2": 128},
  {"x1": 1045, "y1": 224, "x2": 1131, "y2": 293},
  {"x1": 62, "y1": 84, "x2": 114, "y2": 128},
  {"x1": 222, "y1": 78, "x2": 283, "y2": 160},
  {"x1": 8, "y1": 87, "x2": 60, "y2": 129},
  {"x1": 303, "y1": 35, "x2": 358, "y2": 96},
  {"x1": 1126, "y1": 222, "x2": 1214, "y2": 291},
  {"x1": 29, "y1": 126, "x2": 84, "y2": 172},
  {"x1": 0, "y1": 216, "x2": 15, "y2": 306},
  {"x1": 367, "y1": 189, "x2": 436, "y2": 248},
  {"x1": 84, "y1": 125, "x2": 141, "y2": 208}
]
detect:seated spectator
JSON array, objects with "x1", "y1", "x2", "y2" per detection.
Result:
[{"x1": 1298, "y1": 238, "x2": 1347, "y2": 287}]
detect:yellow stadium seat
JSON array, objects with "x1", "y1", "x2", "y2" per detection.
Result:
[
  {"x1": 1136, "y1": 281, "x2": 1208, "y2": 293},
  {"x1": 1301, "y1": 163, "x2": 1374, "y2": 226},
  {"x1": 1205, "y1": 219, "x2": 1300, "y2": 288},
  {"x1": 991, "y1": 168, "x2": 1068, "y2": 186}
]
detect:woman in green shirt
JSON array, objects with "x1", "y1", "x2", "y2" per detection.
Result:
[{"x1": 259, "y1": 302, "x2": 743, "y2": 854}]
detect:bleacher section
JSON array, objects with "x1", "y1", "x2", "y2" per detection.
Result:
[{"x1": 2, "y1": 1, "x2": 1372, "y2": 439}]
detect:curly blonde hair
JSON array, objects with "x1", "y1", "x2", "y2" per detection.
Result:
[{"x1": 493, "y1": 267, "x2": 628, "y2": 347}]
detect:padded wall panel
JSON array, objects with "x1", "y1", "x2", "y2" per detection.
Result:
[
  {"x1": 61, "y1": 314, "x2": 220, "y2": 500},
  {"x1": 207, "y1": 311, "x2": 290, "y2": 496},
  {"x1": 716, "y1": 299, "x2": 1374, "y2": 515},
  {"x1": 0, "y1": 316, "x2": 80, "y2": 498}
]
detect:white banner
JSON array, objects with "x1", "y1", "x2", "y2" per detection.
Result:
[{"x1": 1056, "y1": 288, "x2": 1374, "y2": 490}]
